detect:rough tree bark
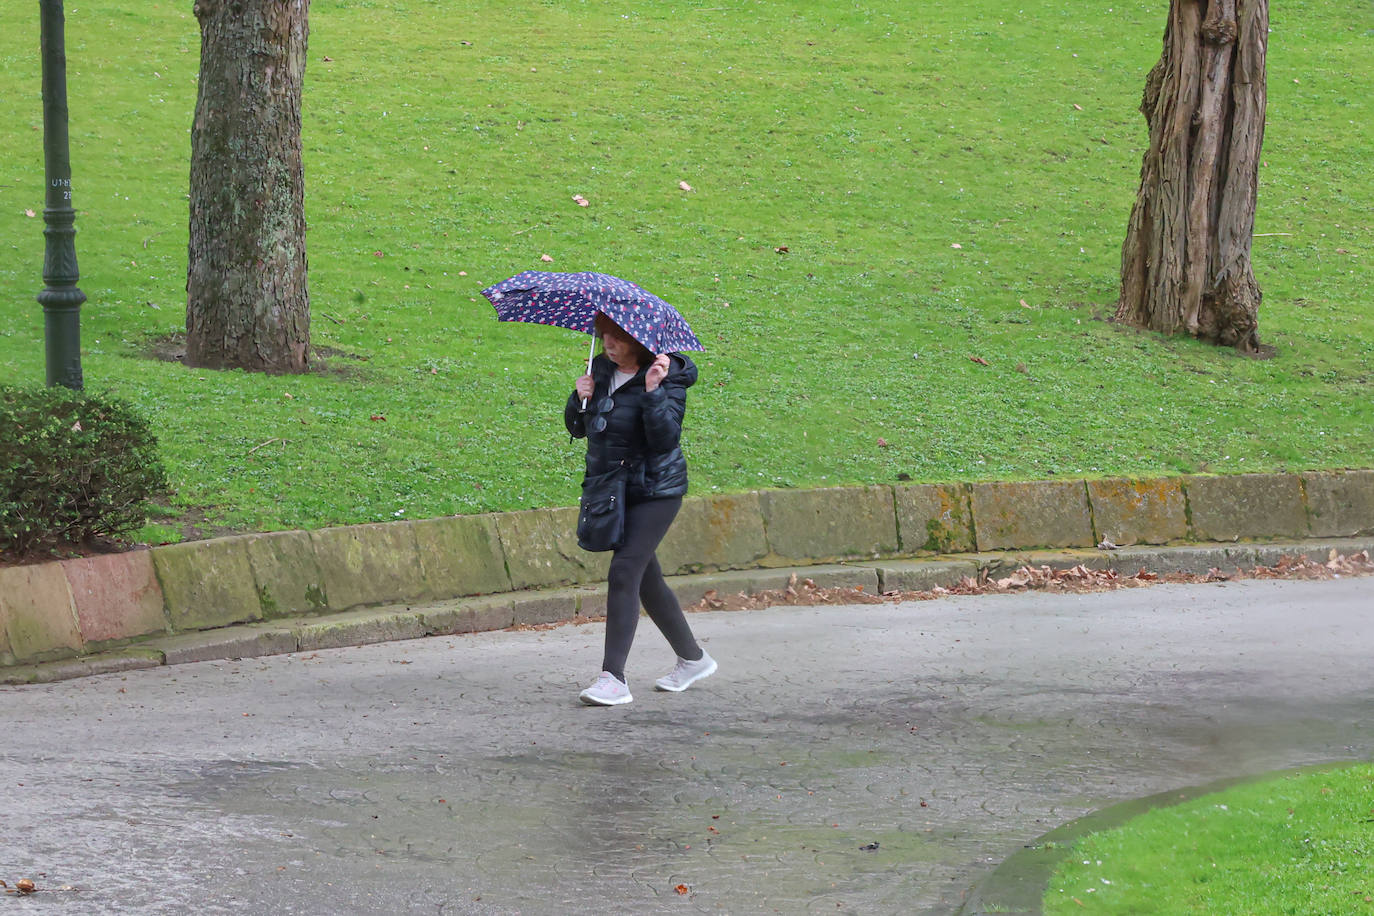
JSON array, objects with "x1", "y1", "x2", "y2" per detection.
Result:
[
  {"x1": 1115, "y1": 0, "x2": 1267, "y2": 352},
  {"x1": 186, "y1": 0, "x2": 311, "y2": 373}
]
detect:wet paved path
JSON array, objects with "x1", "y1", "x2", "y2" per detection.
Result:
[{"x1": 3, "y1": 576, "x2": 1372, "y2": 914}]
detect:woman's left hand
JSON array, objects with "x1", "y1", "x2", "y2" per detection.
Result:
[{"x1": 644, "y1": 354, "x2": 671, "y2": 392}]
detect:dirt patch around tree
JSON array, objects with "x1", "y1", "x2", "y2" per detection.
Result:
[{"x1": 139, "y1": 332, "x2": 369, "y2": 379}]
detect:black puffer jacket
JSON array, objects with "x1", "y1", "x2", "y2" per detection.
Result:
[{"x1": 564, "y1": 352, "x2": 698, "y2": 501}]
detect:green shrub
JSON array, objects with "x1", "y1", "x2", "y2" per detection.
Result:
[{"x1": 0, "y1": 386, "x2": 168, "y2": 557}]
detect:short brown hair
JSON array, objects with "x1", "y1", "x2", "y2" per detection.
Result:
[{"x1": 594, "y1": 313, "x2": 654, "y2": 366}]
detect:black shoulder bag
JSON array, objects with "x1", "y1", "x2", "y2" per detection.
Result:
[{"x1": 576, "y1": 462, "x2": 630, "y2": 552}]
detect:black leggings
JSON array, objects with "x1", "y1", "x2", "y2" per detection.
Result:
[{"x1": 602, "y1": 496, "x2": 702, "y2": 682}]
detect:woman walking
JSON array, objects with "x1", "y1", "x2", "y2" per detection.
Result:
[{"x1": 565, "y1": 312, "x2": 717, "y2": 706}]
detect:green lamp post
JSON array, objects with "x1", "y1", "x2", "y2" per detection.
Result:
[{"x1": 37, "y1": 0, "x2": 85, "y2": 390}]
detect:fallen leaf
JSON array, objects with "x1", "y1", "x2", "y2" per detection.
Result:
[
  {"x1": 1073, "y1": 103, "x2": 1083, "y2": 110},
  {"x1": 25, "y1": 209, "x2": 36, "y2": 218},
  {"x1": 877, "y1": 437, "x2": 888, "y2": 447},
  {"x1": 774, "y1": 246, "x2": 789, "y2": 254},
  {"x1": 679, "y1": 181, "x2": 693, "y2": 192},
  {"x1": 951, "y1": 242, "x2": 962, "y2": 249},
  {"x1": 71, "y1": 420, "x2": 83, "y2": 432},
  {"x1": 374, "y1": 251, "x2": 384, "y2": 257},
  {"x1": 997, "y1": 569, "x2": 1036, "y2": 589},
  {"x1": 370, "y1": 414, "x2": 386, "y2": 422},
  {"x1": 1019, "y1": 298, "x2": 1032, "y2": 308},
  {"x1": 16, "y1": 879, "x2": 36, "y2": 894},
  {"x1": 540, "y1": 253, "x2": 554, "y2": 262},
  {"x1": 572, "y1": 194, "x2": 590, "y2": 207},
  {"x1": 970, "y1": 356, "x2": 990, "y2": 366},
  {"x1": 675, "y1": 884, "x2": 689, "y2": 895}
]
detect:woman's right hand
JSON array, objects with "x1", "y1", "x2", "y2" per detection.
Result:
[{"x1": 575, "y1": 374, "x2": 594, "y2": 402}]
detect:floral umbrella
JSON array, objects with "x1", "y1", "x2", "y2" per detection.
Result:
[{"x1": 481, "y1": 270, "x2": 704, "y2": 354}]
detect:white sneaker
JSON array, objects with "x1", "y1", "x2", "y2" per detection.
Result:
[
  {"x1": 580, "y1": 671, "x2": 633, "y2": 706},
  {"x1": 654, "y1": 651, "x2": 717, "y2": 692}
]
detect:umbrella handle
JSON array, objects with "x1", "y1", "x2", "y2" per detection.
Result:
[{"x1": 580, "y1": 331, "x2": 598, "y2": 411}]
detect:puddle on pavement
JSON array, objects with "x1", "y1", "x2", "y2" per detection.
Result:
[
  {"x1": 140, "y1": 686, "x2": 1374, "y2": 914},
  {"x1": 168, "y1": 740, "x2": 974, "y2": 912}
]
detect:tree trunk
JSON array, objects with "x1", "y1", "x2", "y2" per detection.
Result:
[
  {"x1": 1114, "y1": 0, "x2": 1267, "y2": 352},
  {"x1": 186, "y1": 0, "x2": 311, "y2": 373}
]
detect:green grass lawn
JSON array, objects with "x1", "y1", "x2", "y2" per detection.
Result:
[
  {"x1": 1044, "y1": 764, "x2": 1374, "y2": 914},
  {"x1": 1, "y1": 1, "x2": 1371, "y2": 540}
]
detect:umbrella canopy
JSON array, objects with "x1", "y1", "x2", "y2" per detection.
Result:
[{"x1": 481, "y1": 270, "x2": 703, "y2": 354}]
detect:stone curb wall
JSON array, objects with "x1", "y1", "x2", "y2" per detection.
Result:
[
  {"x1": 3, "y1": 470, "x2": 1371, "y2": 669},
  {"x1": 6, "y1": 538, "x2": 1372, "y2": 687}
]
